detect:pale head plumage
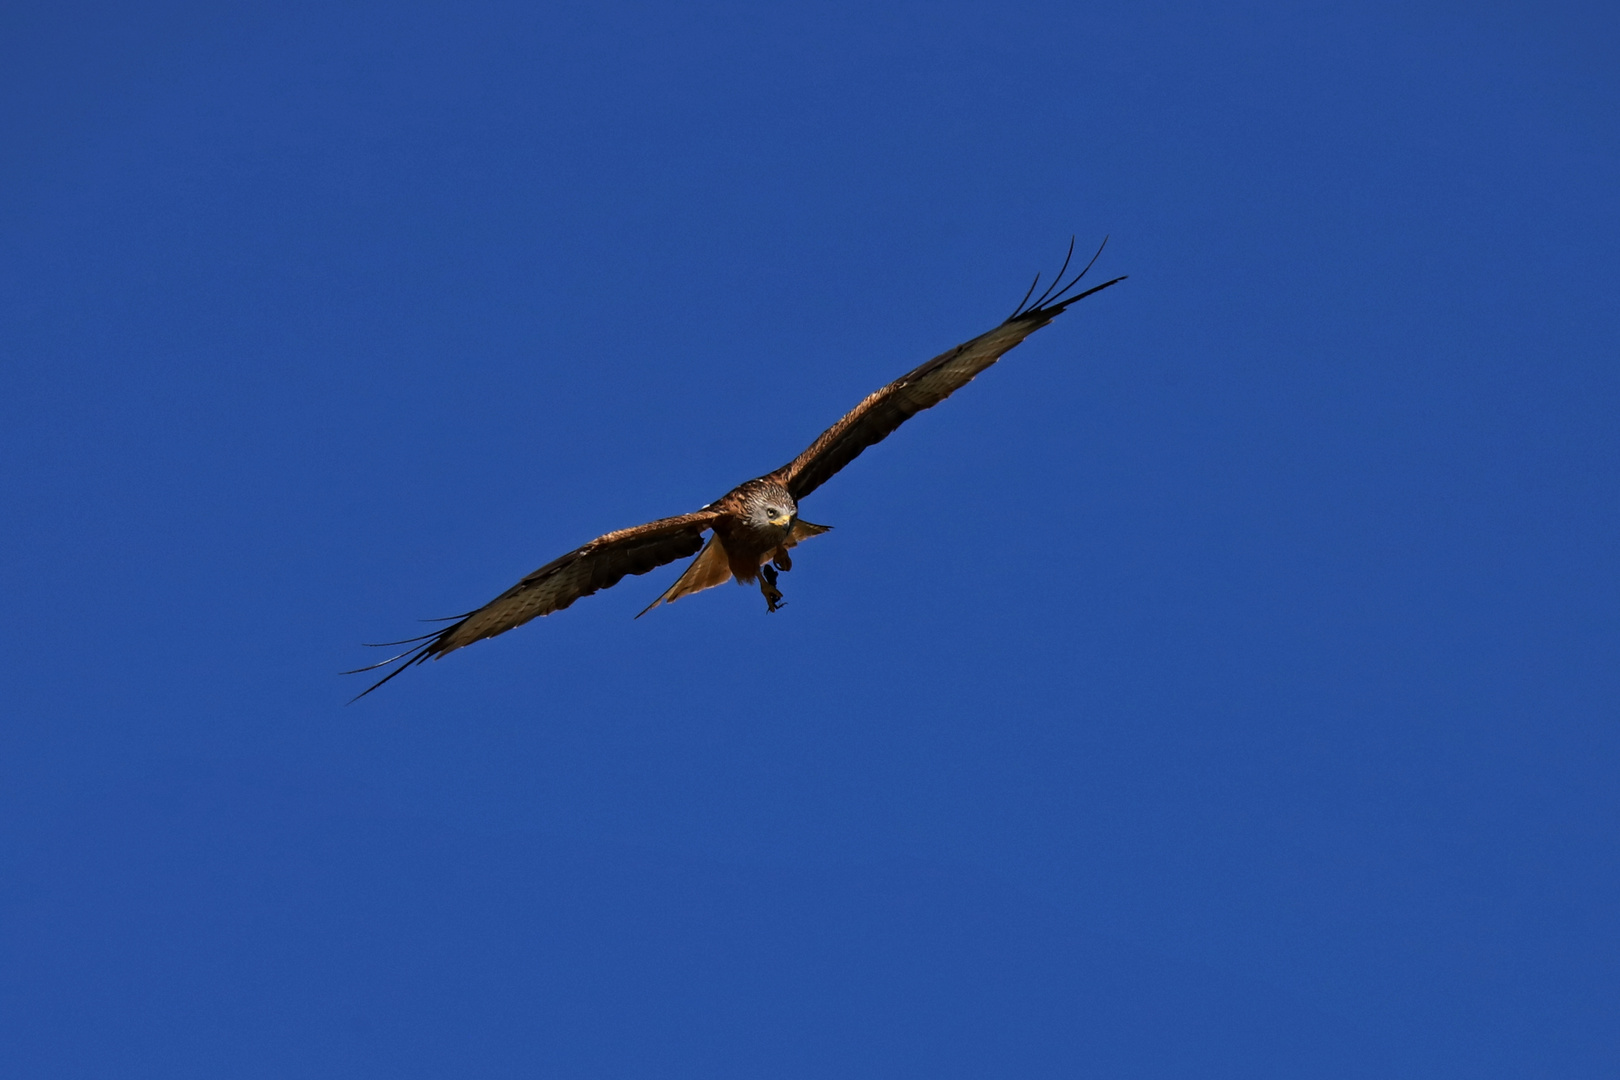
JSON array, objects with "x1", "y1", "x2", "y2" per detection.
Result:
[{"x1": 737, "y1": 480, "x2": 797, "y2": 536}]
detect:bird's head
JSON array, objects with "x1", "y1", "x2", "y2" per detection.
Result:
[{"x1": 747, "y1": 485, "x2": 797, "y2": 533}]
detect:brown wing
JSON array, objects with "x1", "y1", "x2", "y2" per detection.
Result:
[
  {"x1": 771, "y1": 262, "x2": 1126, "y2": 501},
  {"x1": 634, "y1": 533, "x2": 735, "y2": 617},
  {"x1": 348, "y1": 510, "x2": 719, "y2": 699}
]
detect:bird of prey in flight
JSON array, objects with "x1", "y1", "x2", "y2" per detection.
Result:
[{"x1": 348, "y1": 240, "x2": 1125, "y2": 699}]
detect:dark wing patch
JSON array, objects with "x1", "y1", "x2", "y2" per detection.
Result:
[
  {"x1": 347, "y1": 510, "x2": 718, "y2": 700},
  {"x1": 772, "y1": 248, "x2": 1125, "y2": 501}
]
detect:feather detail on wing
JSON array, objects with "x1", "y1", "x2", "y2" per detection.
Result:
[
  {"x1": 347, "y1": 510, "x2": 719, "y2": 700},
  {"x1": 784, "y1": 518, "x2": 832, "y2": 546},
  {"x1": 771, "y1": 243, "x2": 1125, "y2": 501},
  {"x1": 635, "y1": 533, "x2": 735, "y2": 617}
]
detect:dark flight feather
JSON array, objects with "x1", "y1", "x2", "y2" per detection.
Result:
[
  {"x1": 347, "y1": 511, "x2": 717, "y2": 700},
  {"x1": 773, "y1": 252, "x2": 1124, "y2": 500}
]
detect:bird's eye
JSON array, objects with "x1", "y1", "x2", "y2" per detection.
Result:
[{"x1": 766, "y1": 508, "x2": 779, "y2": 518}]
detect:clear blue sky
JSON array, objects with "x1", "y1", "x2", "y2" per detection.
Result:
[{"x1": 3, "y1": 1, "x2": 1616, "y2": 1075}]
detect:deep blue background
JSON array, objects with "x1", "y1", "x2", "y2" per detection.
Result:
[{"x1": 3, "y1": 1, "x2": 1616, "y2": 1075}]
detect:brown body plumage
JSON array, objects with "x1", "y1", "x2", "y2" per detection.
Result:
[
  {"x1": 348, "y1": 241, "x2": 1124, "y2": 699},
  {"x1": 710, "y1": 480, "x2": 799, "y2": 586},
  {"x1": 644, "y1": 479, "x2": 833, "y2": 617}
]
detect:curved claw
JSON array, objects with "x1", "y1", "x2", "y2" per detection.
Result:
[{"x1": 758, "y1": 563, "x2": 786, "y2": 611}]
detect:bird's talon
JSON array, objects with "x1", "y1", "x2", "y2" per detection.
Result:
[{"x1": 760, "y1": 573, "x2": 786, "y2": 612}]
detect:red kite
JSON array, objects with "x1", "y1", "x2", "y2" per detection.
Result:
[{"x1": 350, "y1": 242, "x2": 1124, "y2": 698}]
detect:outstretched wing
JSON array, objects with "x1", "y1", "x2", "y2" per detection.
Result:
[
  {"x1": 348, "y1": 510, "x2": 719, "y2": 700},
  {"x1": 771, "y1": 242, "x2": 1126, "y2": 501}
]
